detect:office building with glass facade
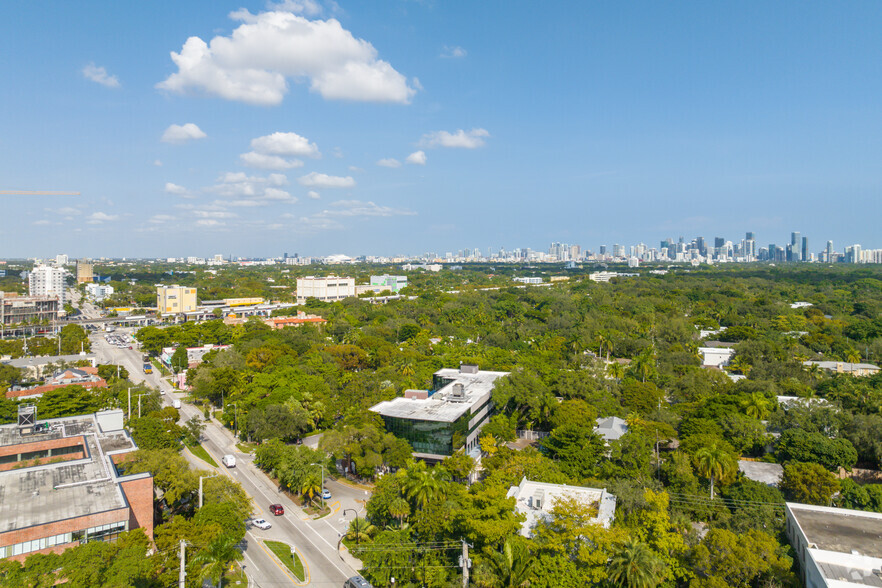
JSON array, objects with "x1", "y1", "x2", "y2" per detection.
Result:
[{"x1": 371, "y1": 365, "x2": 509, "y2": 460}]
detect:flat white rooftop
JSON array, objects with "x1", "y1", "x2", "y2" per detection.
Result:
[
  {"x1": 0, "y1": 411, "x2": 144, "y2": 533},
  {"x1": 370, "y1": 367, "x2": 509, "y2": 423},
  {"x1": 507, "y1": 477, "x2": 616, "y2": 537}
]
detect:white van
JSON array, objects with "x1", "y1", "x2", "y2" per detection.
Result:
[
  {"x1": 222, "y1": 455, "x2": 236, "y2": 468},
  {"x1": 172, "y1": 399, "x2": 181, "y2": 409}
]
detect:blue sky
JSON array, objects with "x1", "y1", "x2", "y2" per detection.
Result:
[{"x1": 3, "y1": 1, "x2": 882, "y2": 258}]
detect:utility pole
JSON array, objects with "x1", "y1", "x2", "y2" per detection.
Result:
[
  {"x1": 127, "y1": 388, "x2": 131, "y2": 420},
  {"x1": 178, "y1": 539, "x2": 186, "y2": 588},
  {"x1": 199, "y1": 474, "x2": 217, "y2": 508},
  {"x1": 137, "y1": 393, "x2": 148, "y2": 418},
  {"x1": 461, "y1": 540, "x2": 470, "y2": 588}
]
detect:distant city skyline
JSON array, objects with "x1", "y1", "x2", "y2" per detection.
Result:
[{"x1": 3, "y1": 1, "x2": 882, "y2": 257}]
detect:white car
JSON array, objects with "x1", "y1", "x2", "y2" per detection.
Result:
[{"x1": 253, "y1": 518, "x2": 271, "y2": 530}]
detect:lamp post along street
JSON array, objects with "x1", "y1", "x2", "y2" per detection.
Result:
[{"x1": 343, "y1": 508, "x2": 360, "y2": 546}]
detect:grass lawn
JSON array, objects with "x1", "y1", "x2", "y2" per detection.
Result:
[
  {"x1": 236, "y1": 442, "x2": 258, "y2": 454},
  {"x1": 265, "y1": 540, "x2": 306, "y2": 581},
  {"x1": 188, "y1": 444, "x2": 218, "y2": 468}
]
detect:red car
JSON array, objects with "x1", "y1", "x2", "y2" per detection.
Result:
[{"x1": 269, "y1": 504, "x2": 284, "y2": 516}]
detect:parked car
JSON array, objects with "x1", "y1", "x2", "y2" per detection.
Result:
[
  {"x1": 322, "y1": 489, "x2": 332, "y2": 500},
  {"x1": 253, "y1": 518, "x2": 271, "y2": 530},
  {"x1": 269, "y1": 504, "x2": 284, "y2": 516},
  {"x1": 345, "y1": 576, "x2": 373, "y2": 588}
]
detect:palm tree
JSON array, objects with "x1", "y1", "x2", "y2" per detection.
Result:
[
  {"x1": 346, "y1": 517, "x2": 376, "y2": 544},
  {"x1": 388, "y1": 496, "x2": 410, "y2": 528},
  {"x1": 489, "y1": 537, "x2": 534, "y2": 588},
  {"x1": 608, "y1": 537, "x2": 665, "y2": 588},
  {"x1": 607, "y1": 361, "x2": 625, "y2": 381},
  {"x1": 401, "y1": 461, "x2": 446, "y2": 509},
  {"x1": 741, "y1": 391, "x2": 770, "y2": 420},
  {"x1": 299, "y1": 471, "x2": 322, "y2": 507},
  {"x1": 193, "y1": 534, "x2": 241, "y2": 588},
  {"x1": 693, "y1": 443, "x2": 736, "y2": 499}
]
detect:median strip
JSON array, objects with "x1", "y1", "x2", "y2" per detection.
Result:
[{"x1": 264, "y1": 540, "x2": 308, "y2": 584}]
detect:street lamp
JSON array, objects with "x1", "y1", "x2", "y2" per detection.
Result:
[
  {"x1": 343, "y1": 508, "x2": 360, "y2": 546},
  {"x1": 311, "y1": 462, "x2": 325, "y2": 510}
]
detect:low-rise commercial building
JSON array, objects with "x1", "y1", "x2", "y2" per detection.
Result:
[
  {"x1": 156, "y1": 285, "x2": 197, "y2": 315},
  {"x1": 6, "y1": 368, "x2": 107, "y2": 399},
  {"x1": 0, "y1": 408, "x2": 153, "y2": 562},
  {"x1": 371, "y1": 365, "x2": 509, "y2": 460},
  {"x1": 0, "y1": 292, "x2": 60, "y2": 328},
  {"x1": 3, "y1": 354, "x2": 96, "y2": 379},
  {"x1": 513, "y1": 277, "x2": 543, "y2": 285},
  {"x1": 506, "y1": 477, "x2": 617, "y2": 537},
  {"x1": 785, "y1": 502, "x2": 882, "y2": 587},
  {"x1": 370, "y1": 275, "x2": 408, "y2": 293},
  {"x1": 296, "y1": 276, "x2": 355, "y2": 303}
]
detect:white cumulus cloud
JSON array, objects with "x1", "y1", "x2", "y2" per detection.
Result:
[
  {"x1": 324, "y1": 199, "x2": 416, "y2": 218},
  {"x1": 440, "y1": 46, "x2": 467, "y2": 58},
  {"x1": 161, "y1": 123, "x2": 207, "y2": 144},
  {"x1": 240, "y1": 151, "x2": 304, "y2": 170},
  {"x1": 406, "y1": 150, "x2": 427, "y2": 165},
  {"x1": 307, "y1": 190, "x2": 320, "y2": 199},
  {"x1": 82, "y1": 63, "x2": 120, "y2": 88},
  {"x1": 164, "y1": 182, "x2": 195, "y2": 198},
  {"x1": 86, "y1": 212, "x2": 120, "y2": 224},
  {"x1": 377, "y1": 158, "x2": 401, "y2": 168},
  {"x1": 156, "y1": 8, "x2": 416, "y2": 106},
  {"x1": 420, "y1": 128, "x2": 489, "y2": 149},
  {"x1": 251, "y1": 132, "x2": 319, "y2": 157},
  {"x1": 298, "y1": 171, "x2": 355, "y2": 188}
]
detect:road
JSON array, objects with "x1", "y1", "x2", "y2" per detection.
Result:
[{"x1": 90, "y1": 330, "x2": 362, "y2": 587}]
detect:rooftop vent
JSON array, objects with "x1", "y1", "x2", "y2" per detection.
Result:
[
  {"x1": 18, "y1": 404, "x2": 36, "y2": 436},
  {"x1": 448, "y1": 382, "x2": 467, "y2": 402},
  {"x1": 460, "y1": 364, "x2": 479, "y2": 374}
]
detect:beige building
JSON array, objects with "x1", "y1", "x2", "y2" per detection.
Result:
[
  {"x1": 296, "y1": 276, "x2": 355, "y2": 303},
  {"x1": 75, "y1": 260, "x2": 93, "y2": 284},
  {"x1": 156, "y1": 285, "x2": 197, "y2": 315}
]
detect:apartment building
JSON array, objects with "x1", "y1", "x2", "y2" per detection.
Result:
[
  {"x1": 75, "y1": 260, "x2": 93, "y2": 284},
  {"x1": 29, "y1": 264, "x2": 66, "y2": 305},
  {"x1": 156, "y1": 285, "x2": 197, "y2": 315}
]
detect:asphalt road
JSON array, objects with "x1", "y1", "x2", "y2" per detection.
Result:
[{"x1": 91, "y1": 331, "x2": 361, "y2": 587}]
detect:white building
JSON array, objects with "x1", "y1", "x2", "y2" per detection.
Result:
[
  {"x1": 84, "y1": 283, "x2": 114, "y2": 302},
  {"x1": 699, "y1": 346, "x2": 736, "y2": 368},
  {"x1": 370, "y1": 275, "x2": 408, "y2": 293},
  {"x1": 595, "y1": 416, "x2": 628, "y2": 443},
  {"x1": 296, "y1": 276, "x2": 355, "y2": 304},
  {"x1": 370, "y1": 365, "x2": 509, "y2": 459},
  {"x1": 786, "y1": 502, "x2": 882, "y2": 587},
  {"x1": 29, "y1": 264, "x2": 66, "y2": 305},
  {"x1": 589, "y1": 271, "x2": 619, "y2": 283},
  {"x1": 54, "y1": 254, "x2": 68, "y2": 266},
  {"x1": 506, "y1": 477, "x2": 617, "y2": 537},
  {"x1": 513, "y1": 277, "x2": 543, "y2": 285}
]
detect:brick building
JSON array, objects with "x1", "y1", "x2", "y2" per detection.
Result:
[{"x1": 0, "y1": 408, "x2": 153, "y2": 562}]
